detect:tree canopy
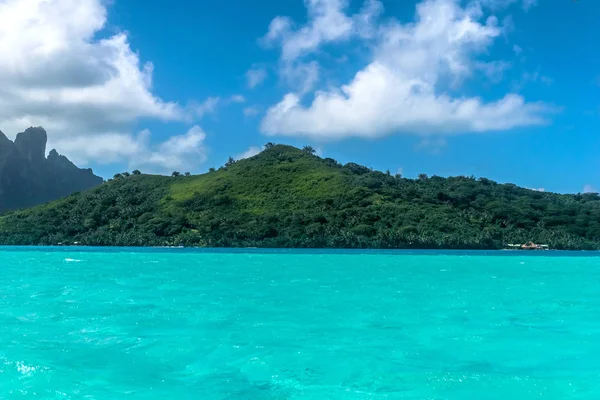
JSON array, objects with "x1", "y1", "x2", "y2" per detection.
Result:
[{"x1": 1, "y1": 144, "x2": 599, "y2": 249}]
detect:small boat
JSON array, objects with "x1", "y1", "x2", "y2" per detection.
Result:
[
  {"x1": 505, "y1": 242, "x2": 550, "y2": 251},
  {"x1": 521, "y1": 242, "x2": 540, "y2": 250}
]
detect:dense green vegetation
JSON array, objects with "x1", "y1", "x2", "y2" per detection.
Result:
[{"x1": 1, "y1": 144, "x2": 600, "y2": 249}]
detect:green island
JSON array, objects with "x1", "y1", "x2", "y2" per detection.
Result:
[{"x1": 1, "y1": 144, "x2": 599, "y2": 249}]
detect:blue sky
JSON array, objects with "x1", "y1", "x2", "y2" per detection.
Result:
[{"x1": 0, "y1": 0, "x2": 598, "y2": 193}]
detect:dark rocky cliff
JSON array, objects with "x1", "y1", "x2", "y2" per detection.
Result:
[{"x1": 0, "y1": 127, "x2": 103, "y2": 212}]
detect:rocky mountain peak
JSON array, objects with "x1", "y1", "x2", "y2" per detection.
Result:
[
  {"x1": 0, "y1": 127, "x2": 103, "y2": 212},
  {"x1": 14, "y1": 127, "x2": 47, "y2": 167},
  {"x1": 0, "y1": 129, "x2": 10, "y2": 144}
]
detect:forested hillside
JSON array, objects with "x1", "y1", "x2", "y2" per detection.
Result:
[{"x1": 1, "y1": 145, "x2": 599, "y2": 249}]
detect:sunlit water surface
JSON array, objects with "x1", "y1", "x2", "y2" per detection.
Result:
[{"x1": 1, "y1": 248, "x2": 599, "y2": 399}]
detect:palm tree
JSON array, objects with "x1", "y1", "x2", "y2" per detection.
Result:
[
  {"x1": 225, "y1": 157, "x2": 236, "y2": 167},
  {"x1": 302, "y1": 145, "x2": 316, "y2": 155}
]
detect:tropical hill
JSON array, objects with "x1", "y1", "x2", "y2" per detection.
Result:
[
  {"x1": 0, "y1": 144, "x2": 599, "y2": 249},
  {"x1": 0, "y1": 127, "x2": 103, "y2": 212}
]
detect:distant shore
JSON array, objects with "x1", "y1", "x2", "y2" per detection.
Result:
[{"x1": 2, "y1": 145, "x2": 600, "y2": 251}]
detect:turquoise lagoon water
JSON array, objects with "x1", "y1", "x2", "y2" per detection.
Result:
[{"x1": 1, "y1": 248, "x2": 600, "y2": 399}]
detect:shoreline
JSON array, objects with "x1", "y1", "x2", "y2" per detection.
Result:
[{"x1": 0, "y1": 246, "x2": 598, "y2": 256}]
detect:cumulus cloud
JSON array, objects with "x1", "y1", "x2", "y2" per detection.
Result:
[
  {"x1": 0, "y1": 0, "x2": 188, "y2": 155},
  {"x1": 262, "y1": 0, "x2": 382, "y2": 62},
  {"x1": 53, "y1": 125, "x2": 208, "y2": 172},
  {"x1": 139, "y1": 126, "x2": 207, "y2": 171},
  {"x1": 262, "y1": 0, "x2": 382, "y2": 94},
  {"x1": 0, "y1": 0, "x2": 218, "y2": 173},
  {"x1": 261, "y1": 0, "x2": 553, "y2": 140}
]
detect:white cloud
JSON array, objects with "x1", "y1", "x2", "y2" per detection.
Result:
[
  {"x1": 236, "y1": 146, "x2": 263, "y2": 160},
  {"x1": 0, "y1": 0, "x2": 185, "y2": 150},
  {"x1": 52, "y1": 125, "x2": 208, "y2": 173},
  {"x1": 50, "y1": 133, "x2": 147, "y2": 165},
  {"x1": 262, "y1": 0, "x2": 382, "y2": 95},
  {"x1": 246, "y1": 67, "x2": 268, "y2": 89},
  {"x1": 263, "y1": 16, "x2": 293, "y2": 44},
  {"x1": 583, "y1": 184, "x2": 597, "y2": 194},
  {"x1": 262, "y1": 0, "x2": 381, "y2": 62},
  {"x1": 261, "y1": 0, "x2": 553, "y2": 140}
]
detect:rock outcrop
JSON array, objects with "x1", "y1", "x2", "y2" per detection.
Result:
[{"x1": 0, "y1": 127, "x2": 103, "y2": 212}]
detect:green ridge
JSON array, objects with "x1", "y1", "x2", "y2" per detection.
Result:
[{"x1": 1, "y1": 144, "x2": 600, "y2": 249}]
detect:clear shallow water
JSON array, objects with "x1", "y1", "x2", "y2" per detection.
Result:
[{"x1": 1, "y1": 248, "x2": 600, "y2": 399}]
